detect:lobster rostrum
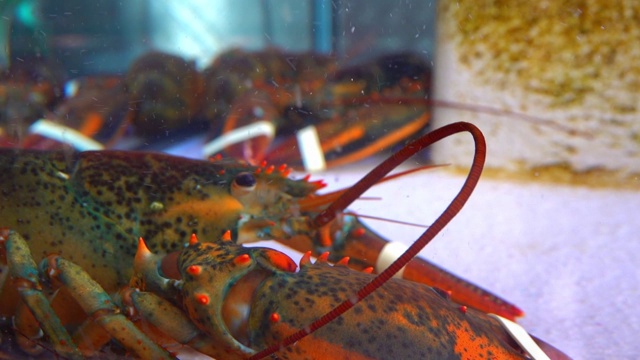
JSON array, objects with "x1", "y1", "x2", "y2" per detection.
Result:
[{"x1": 0, "y1": 122, "x2": 570, "y2": 359}]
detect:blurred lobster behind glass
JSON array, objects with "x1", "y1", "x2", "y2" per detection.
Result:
[{"x1": 0, "y1": 49, "x2": 431, "y2": 171}]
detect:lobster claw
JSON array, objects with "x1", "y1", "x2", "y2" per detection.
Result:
[
  {"x1": 173, "y1": 239, "x2": 297, "y2": 358},
  {"x1": 201, "y1": 50, "x2": 433, "y2": 171},
  {"x1": 20, "y1": 75, "x2": 129, "y2": 151},
  {"x1": 205, "y1": 96, "x2": 430, "y2": 172},
  {"x1": 124, "y1": 52, "x2": 205, "y2": 138}
]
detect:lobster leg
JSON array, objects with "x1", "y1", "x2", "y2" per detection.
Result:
[
  {"x1": 122, "y1": 289, "x2": 222, "y2": 357},
  {"x1": 0, "y1": 229, "x2": 83, "y2": 359},
  {"x1": 13, "y1": 298, "x2": 50, "y2": 356},
  {"x1": 39, "y1": 255, "x2": 174, "y2": 359},
  {"x1": 0, "y1": 229, "x2": 173, "y2": 359}
]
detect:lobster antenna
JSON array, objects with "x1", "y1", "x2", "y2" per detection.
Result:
[
  {"x1": 342, "y1": 211, "x2": 428, "y2": 228},
  {"x1": 249, "y1": 121, "x2": 486, "y2": 359},
  {"x1": 342, "y1": 95, "x2": 591, "y2": 138},
  {"x1": 298, "y1": 163, "x2": 447, "y2": 212},
  {"x1": 429, "y1": 99, "x2": 593, "y2": 138}
]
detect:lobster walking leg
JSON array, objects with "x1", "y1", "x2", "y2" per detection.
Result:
[
  {"x1": 122, "y1": 289, "x2": 222, "y2": 357},
  {"x1": 40, "y1": 256, "x2": 174, "y2": 359},
  {"x1": 0, "y1": 229, "x2": 173, "y2": 359},
  {"x1": 1, "y1": 229, "x2": 82, "y2": 359}
]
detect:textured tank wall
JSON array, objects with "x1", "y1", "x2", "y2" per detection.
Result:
[{"x1": 433, "y1": 1, "x2": 640, "y2": 186}]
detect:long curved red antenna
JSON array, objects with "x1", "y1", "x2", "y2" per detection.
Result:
[{"x1": 249, "y1": 121, "x2": 486, "y2": 359}]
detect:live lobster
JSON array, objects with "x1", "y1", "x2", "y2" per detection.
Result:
[
  {"x1": 0, "y1": 122, "x2": 570, "y2": 358},
  {"x1": 0, "y1": 49, "x2": 431, "y2": 172}
]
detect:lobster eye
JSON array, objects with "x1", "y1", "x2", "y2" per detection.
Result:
[{"x1": 234, "y1": 172, "x2": 257, "y2": 188}]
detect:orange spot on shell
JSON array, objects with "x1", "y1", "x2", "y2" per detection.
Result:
[
  {"x1": 195, "y1": 294, "x2": 210, "y2": 305},
  {"x1": 446, "y1": 318, "x2": 520, "y2": 358},
  {"x1": 351, "y1": 227, "x2": 366, "y2": 237},
  {"x1": 187, "y1": 265, "x2": 202, "y2": 276},
  {"x1": 234, "y1": 254, "x2": 251, "y2": 265},
  {"x1": 189, "y1": 234, "x2": 199, "y2": 245},
  {"x1": 270, "y1": 313, "x2": 280, "y2": 322}
]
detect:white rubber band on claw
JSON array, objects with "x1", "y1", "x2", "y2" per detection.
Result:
[
  {"x1": 488, "y1": 314, "x2": 551, "y2": 360},
  {"x1": 29, "y1": 119, "x2": 105, "y2": 151},
  {"x1": 297, "y1": 125, "x2": 326, "y2": 172},
  {"x1": 375, "y1": 241, "x2": 409, "y2": 279},
  {"x1": 202, "y1": 120, "x2": 276, "y2": 158}
]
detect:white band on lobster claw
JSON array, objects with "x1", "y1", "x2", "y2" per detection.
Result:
[
  {"x1": 375, "y1": 241, "x2": 409, "y2": 279},
  {"x1": 488, "y1": 314, "x2": 551, "y2": 360},
  {"x1": 202, "y1": 120, "x2": 276, "y2": 158},
  {"x1": 296, "y1": 125, "x2": 327, "y2": 173},
  {"x1": 29, "y1": 119, "x2": 105, "y2": 151}
]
